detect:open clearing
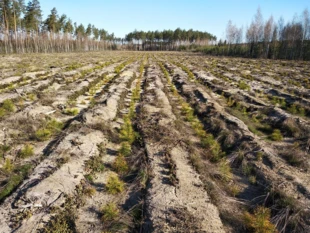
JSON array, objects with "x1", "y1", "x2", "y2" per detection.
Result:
[{"x1": 0, "y1": 51, "x2": 309, "y2": 233}]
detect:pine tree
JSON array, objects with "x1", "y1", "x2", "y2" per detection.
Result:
[
  {"x1": 92, "y1": 25, "x2": 99, "y2": 40},
  {"x1": 75, "y1": 23, "x2": 85, "y2": 39},
  {"x1": 85, "y1": 23, "x2": 92, "y2": 37},
  {"x1": 57, "y1": 14, "x2": 67, "y2": 32},
  {"x1": 23, "y1": 0, "x2": 42, "y2": 32},
  {"x1": 44, "y1": 7, "x2": 58, "y2": 32},
  {"x1": 64, "y1": 18, "x2": 73, "y2": 34}
]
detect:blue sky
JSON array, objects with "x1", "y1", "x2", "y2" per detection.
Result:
[{"x1": 40, "y1": 0, "x2": 309, "y2": 40}]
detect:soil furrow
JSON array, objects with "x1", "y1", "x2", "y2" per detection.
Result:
[
  {"x1": 0, "y1": 60, "x2": 140, "y2": 232},
  {"x1": 139, "y1": 61, "x2": 224, "y2": 233},
  {"x1": 166, "y1": 60, "x2": 310, "y2": 233},
  {"x1": 1, "y1": 52, "x2": 309, "y2": 233}
]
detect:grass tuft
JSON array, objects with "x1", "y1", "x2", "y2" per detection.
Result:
[
  {"x1": 270, "y1": 129, "x2": 283, "y2": 141},
  {"x1": 112, "y1": 154, "x2": 129, "y2": 175},
  {"x1": 101, "y1": 202, "x2": 119, "y2": 222},
  {"x1": 35, "y1": 128, "x2": 52, "y2": 141},
  {"x1": 2, "y1": 99, "x2": 16, "y2": 112},
  {"x1": 35, "y1": 118, "x2": 63, "y2": 141},
  {"x1": 106, "y1": 175, "x2": 124, "y2": 194},
  {"x1": 18, "y1": 144, "x2": 34, "y2": 158},
  {"x1": 0, "y1": 164, "x2": 32, "y2": 202},
  {"x1": 244, "y1": 206, "x2": 277, "y2": 233},
  {"x1": 219, "y1": 159, "x2": 232, "y2": 182},
  {"x1": 3, "y1": 158, "x2": 14, "y2": 172},
  {"x1": 63, "y1": 108, "x2": 79, "y2": 116},
  {"x1": 85, "y1": 156, "x2": 105, "y2": 173}
]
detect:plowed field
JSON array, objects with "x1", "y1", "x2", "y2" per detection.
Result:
[{"x1": 0, "y1": 52, "x2": 309, "y2": 233}]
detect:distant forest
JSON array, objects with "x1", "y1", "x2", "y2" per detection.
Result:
[
  {"x1": 0, "y1": 0, "x2": 215, "y2": 53},
  {"x1": 125, "y1": 29, "x2": 216, "y2": 51},
  {"x1": 203, "y1": 8, "x2": 310, "y2": 60},
  {"x1": 0, "y1": 0, "x2": 121, "y2": 53},
  {"x1": 0, "y1": 1, "x2": 310, "y2": 60}
]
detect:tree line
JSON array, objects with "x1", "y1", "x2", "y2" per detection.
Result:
[
  {"x1": 203, "y1": 7, "x2": 310, "y2": 60},
  {"x1": 125, "y1": 29, "x2": 216, "y2": 51},
  {"x1": 0, "y1": 0, "x2": 122, "y2": 53},
  {"x1": 5, "y1": 1, "x2": 306, "y2": 60},
  {"x1": 0, "y1": 0, "x2": 216, "y2": 53}
]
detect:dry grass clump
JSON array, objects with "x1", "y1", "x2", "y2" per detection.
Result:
[
  {"x1": 38, "y1": 92, "x2": 56, "y2": 106},
  {"x1": 189, "y1": 153, "x2": 203, "y2": 173},
  {"x1": 84, "y1": 156, "x2": 105, "y2": 173},
  {"x1": 43, "y1": 207, "x2": 77, "y2": 233},
  {"x1": 280, "y1": 143, "x2": 308, "y2": 168},
  {"x1": 219, "y1": 159, "x2": 233, "y2": 182},
  {"x1": 83, "y1": 187, "x2": 96, "y2": 197},
  {"x1": 164, "y1": 152, "x2": 179, "y2": 186},
  {"x1": 265, "y1": 187, "x2": 310, "y2": 232},
  {"x1": 282, "y1": 118, "x2": 302, "y2": 138},
  {"x1": 166, "y1": 207, "x2": 203, "y2": 232},
  {"x1": 56, "y1": 156, "x2": 70, "y2": 168}
]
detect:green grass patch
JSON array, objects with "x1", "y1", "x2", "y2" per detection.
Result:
[
  {"x1": 112, "y1": 154, "x2": 129, "y2": 175},
  {"x1": 101, "y1": 202, "x2": 119, "y2": 222},
  {"x1": 174, "y1": 62, "x2": 195, "y2": 80},
  {"x1": 3, "y1": 158, "x2": 14, "y2": 172},
  {"x1": 270, "y1": 129, "x2": 283, "y2": 141},
  {"x1": 18, "y1": 144, "x2": 34, "y2": 158},
  {"x1": 63, "y1": 108, "x2": 79, "y2": 116},
  {"x1": 35, "y1": 119, "x2": 64, "y2": 141},
  {"x1": 65, "y1": 62, "x2": 82, "y2": 71},
  {"x1": 244, "y1": 206, "x2": 277, "y2": 233},
  {"x1": 119, "y1": 116, "x2": 135, "y2": 144},
  {"x1": 85, "y1": 174, "x2": 94, "y2": 183},
  {"x1": 0, "y1": 164, "x2": 32, "y2": 202},
  {"x1": 119, "y1": 142, "x2": 131, "y2": 157},
  {"x1": 0, "y1": 99, "x2": 16, "y2": 117},
  {"x1": 35, "y1": 128, "x2": 53, "y2": 141},
  {"x1": 219, "y1": 159, "x2": 232, "y2": 182},
  {"x1": 0, "y1": 144, "x2": 11, "y2": 158},
  {"x1": 0, "y1": 108, "x2": 6, "y2": 118},
  {"x1": 114, "y1": 59, "x2": 133, "y2": 74},
  {"x1": 106, "y1": 175, "x2": 124, "y2": 194},
  {"x1": 2, "y1": 99, "x2": 16, "y2": 112},
  {"x1": 227, "y1": 108, "x2": 272, "y2": 137},
  {"x1": 180, "y1": 102, "x2": 224, "y2": 161},
  {"x1": 238, "y1": 81, "x2": 250, "y2": 91}
]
